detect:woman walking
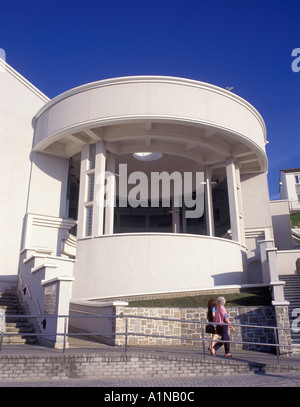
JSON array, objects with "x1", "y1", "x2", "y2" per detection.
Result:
[
  {"x1": 210, "y1": 296, "x2": 236, "y2": 357},
  {"x1": 206, "y1": 298, "x2": 218, "y2": 353}
]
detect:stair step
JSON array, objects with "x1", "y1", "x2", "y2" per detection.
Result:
[
  {"x1": 0, "y1": 290, "x2": 36, "y2": 345},
  {"x1": 284, "y1": 295, "x2": 300, "y2": 297},
  {"x1": 2, "y1": 336, "x2": 36, "y2": 344},
  {"x1": 283, "y1": 286, "x2": 300, "y2": 289},
  {"x1": 5, "y1": 321, "x2": 33, "y2": 327},
  {"x1": 0, "y1": 307, "x2": 24, "y2": 312},
  {"x1": 279, "y1": 275, "x2": 300, "y2": 346},
  {"x1": 5, "y1": 326, "x2": 34, "y2": 333},
  {"x1": 282, "y1": 289, "x2": 300, "y2": 293}
]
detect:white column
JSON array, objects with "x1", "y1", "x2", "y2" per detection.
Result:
[
  {"x1": 226, "y1": 157, "x2": 243, "y2": 243},
  {"x1": 172, "y1": 199, "x2": 180, "y2": 233},
  {"x1": 235, "y1": 162, "x2": 245, "y2": 245},
  {"x1": 104, "y1": 154, "x2": 116, "y2": 235},
  {"x1": 77, "y1": 144, "x2": 89, "y2": 238},
  {"x1": 181, "y1": 206, "x2": 187, "y2": 233},
  {"x1": 93, "y1": 141, "x2": 107, "y2": 236},
  {"x1": 204, "y1": 165, "x2": 215, "y2": 237}
]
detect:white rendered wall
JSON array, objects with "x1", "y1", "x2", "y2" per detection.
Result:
[
  {"x1": 277, "y1": 250, "x2": 300, "y2": 275},
  {"x1": 240, "y1": 172, "x2": 274, "y2": 283},
  {"x1": 72, "y1": 234, "x2": 247, "y2": 300},
  {"x1": 241, "y1": 172, "x2": 273, "y2": 237},
  {"x1": 280, "y1": 171, "x2": 300, "y2": 212},
  {"x1": 0, "y1": 61, "x2": 48, "y2": 286},
  {"x1": 280, "y1": 171, "x2": 298, "y2": 201},
  {"x1": 26, "y1": 152, "x2": 69, "y2": 218},
  {"x1": 270, "y1": 200, "x2": 293, "y2": 250},
  {"x1": 280, "y1": 172, "x2": 289, "y2": 200}
]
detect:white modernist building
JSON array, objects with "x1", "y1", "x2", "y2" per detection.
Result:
[
  {"x1": 1, "y1": 59, "x2": 299, "y2": 346},
  {"x1": 280, "y1": 168, "x2": 300, "y2": 213},
  {"x1": 278, "y1": 168, "x2": 300, "y2": 248}
]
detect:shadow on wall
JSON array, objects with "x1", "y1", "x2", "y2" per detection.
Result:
[
  {"x1": 247, "y1": 260, "x2": 263, "y2": 284},
  {"x1": 0, "y1": 275, "x2": 18, "y2": 292},
  {"x1": 231, "y1": 306, "x2": 276, "y2": 354},
  {"x1": 297, "y1": 258, "x2": 300, "y2": 274},
  {"x1": 211, "y1": 247, "x2": 251, "y2": 285},
  {"x1": 212, "y1": 272, "x2": 246, "y2": 286},
  {"x1": 212, "y1": 259, "x2": 264, "y2": 286},
  {"x1": 272, "y1": 212, "x2": 294, "y2": 250}
]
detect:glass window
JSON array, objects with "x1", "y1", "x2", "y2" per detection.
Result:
[
  {"x1": 86, "y1": 173, "x2": 95, "y2": 202},
  {"x1": 85, "y1": 206, "x2": 93, "y2": 236},
  {"x1": 212, "y1": 178, "x2": 230, "y2": 238},
  {"x1": 88, "y1": 144, "x2": 96, "y2": 170}
]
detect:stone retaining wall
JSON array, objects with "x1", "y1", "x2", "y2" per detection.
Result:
[
  {"x1": 70, "y1": 303, "x2": 293, "y2": 355},
  {"x1": 115, "y1": 306, "x2": 279, "y2": 353}
]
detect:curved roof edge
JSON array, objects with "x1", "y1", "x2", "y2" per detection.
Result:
[{"x1": 33, "y1": 75, "x2": 267, "y2": 143}]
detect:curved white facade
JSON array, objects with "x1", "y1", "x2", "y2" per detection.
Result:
[
  {"x1": 29, "y1": 76, "x2": 272, "y2": 301},
  {"x1": 2, "y1": 62, "x2": 294, "y2": 348},
  {"x1": 33, "y1": 76, "x2": 267, "y2": 174},
  {"x1": 73, "y1": 234, "x2": 247, "y2": 299},
  {"x1": 2, "y1": 63, "x2": 287, "y2": 311},
  {"x1": 28, "y1": 75, "x2": 272, "y2": 301}
]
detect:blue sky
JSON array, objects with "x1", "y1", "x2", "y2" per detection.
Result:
[{"x1": 1, "y1": 0, "x2": 299, "y2": 199}]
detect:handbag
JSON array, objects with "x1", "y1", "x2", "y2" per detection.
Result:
[{"x1": 205, "y1": 324, "x2": 216, "y2": 334}]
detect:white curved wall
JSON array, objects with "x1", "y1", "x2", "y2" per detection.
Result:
[
  {"x1": 72, "y1": 234, "x2": 247, "y2": 299},
  {"x1": 33, "y1": 76, "x2": 267, "y2": 168}
]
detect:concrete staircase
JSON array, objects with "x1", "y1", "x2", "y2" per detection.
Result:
[
  {"x1": 279, "y1": 274, "x2": 300, "y2": 344},
  {"x1": 0, "y1": 291, "x2": 36, "y2": 344}
]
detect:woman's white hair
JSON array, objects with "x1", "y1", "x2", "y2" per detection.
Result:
[{"x1": 217, "y1": 296, "x2": 226, "y2": 306}]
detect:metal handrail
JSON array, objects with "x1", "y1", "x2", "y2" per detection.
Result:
[{"x1": 1, "y1": 313, "x2": 299, "y2": 364}]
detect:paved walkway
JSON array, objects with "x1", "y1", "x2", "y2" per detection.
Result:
[
  {"x1": 2, "y1": 336, "x2": 299, "y2": 366},
  {"x1": 1, "y1": 372, "x2": 300, "y2": 387},
  {"x1": 1, "y1": 338, "x2": 300, "y2": 388}
]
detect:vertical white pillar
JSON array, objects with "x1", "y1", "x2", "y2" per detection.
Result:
[
  {"x1": 104, "y1": 154, "x2": 116, "y2": 235},
  {"x1": 204, "y1": 165, "x2": 215, "y2": 237},
  {"x1": 77, "y1": 145, "x2": 89, "y2": 238},
  {"x1": 93, "y1": 141, "x2": 106, "y2": 236},
  {"x1": 172, "y1": 200, "x2": 180, "y2": 233},
  {"x1": 226, "y1": 157, "x2": 243, "y2": 243},
  {"x1": 181, "y1": 205, "x2": 187, "y2": 233},
  {"x1": 235, "y1": 163, "x2": 245, "y2": 245}
]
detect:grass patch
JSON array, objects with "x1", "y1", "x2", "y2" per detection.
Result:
[
  {"x1": 128, "y1": 288, "x2": 272, "y2": 308},
  {"x1": 291, "y1": 211, "x2": 300, "y2": 227}
]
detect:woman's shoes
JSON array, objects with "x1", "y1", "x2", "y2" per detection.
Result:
[{"x1": 208, "y1": 347, "x2": 232, "y2": 357}]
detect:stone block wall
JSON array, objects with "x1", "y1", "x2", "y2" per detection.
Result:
[
  {"x1": 115, "y1": 306, "x2": 281, "y2": 353},
  {"x1": 70, "y1": 304, "x2": 293, "y2": 355},
  {"x1": 274, "y1": 305, "x2": 293, "y2": 355}
]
